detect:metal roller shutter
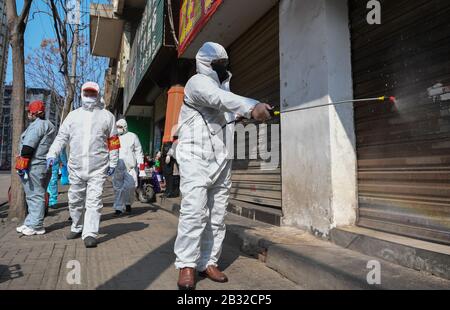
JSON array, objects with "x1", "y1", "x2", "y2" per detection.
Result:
[
  {"x1": 350, "y1": 0, "x2": 450, "y2": 244},
  {"x1": 227, "y1": 5, "x2": 281, "y2": 209}
]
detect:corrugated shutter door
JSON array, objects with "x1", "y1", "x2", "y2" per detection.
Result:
[
  {"x1": 228, "y1": 5, "x2": 281, "y2": 209},
  {"x1": 350, "y1": 0, "x2": 450, "y2": 244}
]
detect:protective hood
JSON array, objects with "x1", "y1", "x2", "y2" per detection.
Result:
[
  {"x1": 196, "y1": 42, "x2": 230, "y2": 85},
  {"x1": 116, "y1": 119, "x2": 128, "y2": 135},
  {"x1": 81, "y1": 81, "x2": 101, "y2": 110}
]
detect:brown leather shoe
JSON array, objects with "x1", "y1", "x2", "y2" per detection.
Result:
[
  {"x1": 177, "y1": 267, "x2": 196, "y2": 290},
  {"x1": 199, "y1": 265, "x2": 228, "y2": 283}
]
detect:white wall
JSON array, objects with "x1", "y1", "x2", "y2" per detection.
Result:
[{"x1": 280, "y1": 0, "x2": 357, "y2": 237}]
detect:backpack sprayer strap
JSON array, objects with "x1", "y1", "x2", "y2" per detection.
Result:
[
  {"x1": 182, "y1": 100, "x2": 220, "y2": 164},
  {"x1": 183, "y1": 101, "x2": 235, "y2": 136}
]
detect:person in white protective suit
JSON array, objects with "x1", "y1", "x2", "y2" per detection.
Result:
[
  {"x1": 112, "y1": 159, "x2": 136, "y2": 213},
  {"x1": 46, "y1": 81, "x2": 120, "y2": 248},
  {"x1": 113, "y1": 118, "x2": 145, "y2": 215},
  {"x1": 174, "y1": 42, "x2": 272, "y2": 290}
]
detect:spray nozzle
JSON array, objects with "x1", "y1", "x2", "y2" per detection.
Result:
[
  {"x1": 269, "y1": 107, "x2": 280, "y2": 117},
  {"x1": 378, "y1": 96, "x2": 397, "y2": 104}
]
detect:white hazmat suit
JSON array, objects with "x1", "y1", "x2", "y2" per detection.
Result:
[
  {"x1": 112, "y1": 159, "x2": 136, "y2": 211},
  {"x1": 47, "y1": 82, "x2": 119, "y2": 240},
  {"x1": 174, "y1": 42, "x2": 259, "y2": 270},
  {"x1": 113, "y1": 119, "x2": 144, "y2": 211}
]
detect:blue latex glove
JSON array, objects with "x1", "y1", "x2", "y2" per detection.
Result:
[
  {"x1": 107, "y1": 167, "x2": 115, "y2": 176},
  {"x1": 17, "y1": 169, "x2": 28, "y2": 181},
  {"x1": 46, "y1": 157, "x2": 56, "y2": 170}
]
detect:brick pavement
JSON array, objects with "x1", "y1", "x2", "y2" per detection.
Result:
[{"x1": 0, "y1": 181, "x2": 300, "y2": 290}]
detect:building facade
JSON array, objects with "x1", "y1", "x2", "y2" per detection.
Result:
[
  {"x1": 90, "y1": 0, "x2": 186, "y2": 157},
  {"x1": 90, "y1": 0, "x2": 450, "y2": 276},
  {"x1": 0, "y1": 86, "x2": 61, "y2": 170}
]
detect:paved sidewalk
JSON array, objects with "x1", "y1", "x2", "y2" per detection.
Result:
[{"x1": 0, "y1": 181, "x2": 300, "y2": 290}]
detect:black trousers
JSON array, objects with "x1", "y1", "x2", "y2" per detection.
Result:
[{"x1": 164, "y1": 173, "x2": 174, "y2": 195}]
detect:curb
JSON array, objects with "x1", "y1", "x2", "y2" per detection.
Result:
[{"x1": 155, "y1": 196, "x2": 450, "y2": 290}]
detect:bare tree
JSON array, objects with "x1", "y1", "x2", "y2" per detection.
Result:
[
  {"x1": 75, "y1": 34, "x2": 108, "y2": 106},
  {"x1": 25, "y1": 39, "x2": 66, "y2": 103},
  {"x1": 26, "y1": 37, "x2": 108, "y2": 111},
  {"x1": 46, "y1": 0, "x2": 74, "y2": 121},
  {"x1": 33, "y1": 1, "x2": 107, "y2": 118},
  {"x1": 6, "y1": 0, "x2": 33, "y2": 220}
]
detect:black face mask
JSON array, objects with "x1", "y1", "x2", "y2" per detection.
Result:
[{"x1": 211, "y1": 62, "x2": 229, "y2": 84}]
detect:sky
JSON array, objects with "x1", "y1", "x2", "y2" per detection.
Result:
[{"x1": 5, "y1": 0, "x2": 110, "y2": 86}]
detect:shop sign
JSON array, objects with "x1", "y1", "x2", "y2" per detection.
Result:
[{"x1": 178, "y1": 0, "x2": 223, "y2": 56}]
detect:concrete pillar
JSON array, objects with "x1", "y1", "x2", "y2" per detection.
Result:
[{"x1": 279, "y1": 0, "x2": 357, "y2": 237}]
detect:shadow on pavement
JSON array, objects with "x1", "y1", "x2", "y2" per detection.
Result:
[
  {"x1": 96, "y1": 223, "x2": 243, "y2": 290},
  {"x1": 45, "y1": 205, "x2": 69, "y2": 217},
  {"x1": 126, "y1": 205, "x2": 158, "y2": 219},
  {"x1": 100, "y1": 205, "x2": 156, "y2": 223},
  {"x1": 45, "y1": 219, "x2": 72, "y2": 234},
  {"x1": 0, "y1": 204, "x2": 8, "y2": 219},
  {"x1": 45, "y1": 204, "x2": 156, "y2": 235},
  {"x1": 0, "y1": 264, "x2": 24, "y2": 284},
  {"x1": 96, "y1": 237, "x2": 176, "y2": 290},
  {"x1": 97, "y1": 222, "x2": 149, "y2": 244}
]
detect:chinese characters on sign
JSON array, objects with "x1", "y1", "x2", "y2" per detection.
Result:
[
  {"x1": 178, "y1": 0, "x2": 223, "y2": 56},
  {"x1": 125, "y1": 0, "x2": 164, "y2": 107}
]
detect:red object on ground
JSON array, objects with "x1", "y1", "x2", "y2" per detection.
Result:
[{"x1": 389, "y1": 96, "x2": 396, "y2": 104}]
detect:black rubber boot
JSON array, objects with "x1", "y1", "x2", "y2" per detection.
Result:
[
  {"x1": 66, "y1": 231, "x2": 82, "y2": 240},
  {"x1": 84, "y1": 237, "x2": 97, "y2": 248}
]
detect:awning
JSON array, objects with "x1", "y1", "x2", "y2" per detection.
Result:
[
  {"x1": 179, "y1": 0, "x2": 278, "y2": 58},
  {"x1": 123, "y1": 0, "x2": 168, "y2": 110},
  {"x1": 126, "y1": 105, "x2": 153, "y2": 117},
  {"x1": 89, "y1": 3, "x2": 124, "y2": 59},
  {"x1": 114, "y1": 0, "x2": 147, "y2": 14}
]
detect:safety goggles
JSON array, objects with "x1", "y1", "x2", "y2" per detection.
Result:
[
  {"x1": 211, "y1": 59, "x2": 229, "y2": 67},
  {"x1": 83, "y1": 89, "x2": 99, "y2": 97}
]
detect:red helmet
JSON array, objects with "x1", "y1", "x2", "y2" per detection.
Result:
[{"x1": 27, "y1": 100, "x2": 46, "y2": 114}]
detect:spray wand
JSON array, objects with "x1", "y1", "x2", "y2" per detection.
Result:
[
  {"x1": 269, "y1": 96, "x2": 396, "y2": 117},
  {"x1": 216, "y1": 96, "x2": 395, "y2": 130}
]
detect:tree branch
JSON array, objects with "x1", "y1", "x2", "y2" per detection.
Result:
[
  {"x1": 18, "y1": 0, "x2": 33, "y2": 31},
  {"x1": 31, "y1": 9, "x2": 54, "y2": 21},
  {"x1": 6, "y1": 0, "x2": 18, "y2": 20}
]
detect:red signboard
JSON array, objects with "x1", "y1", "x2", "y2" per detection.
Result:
[{"x1": 178, "y1": 0, "x2": 223, "y2": 56}]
